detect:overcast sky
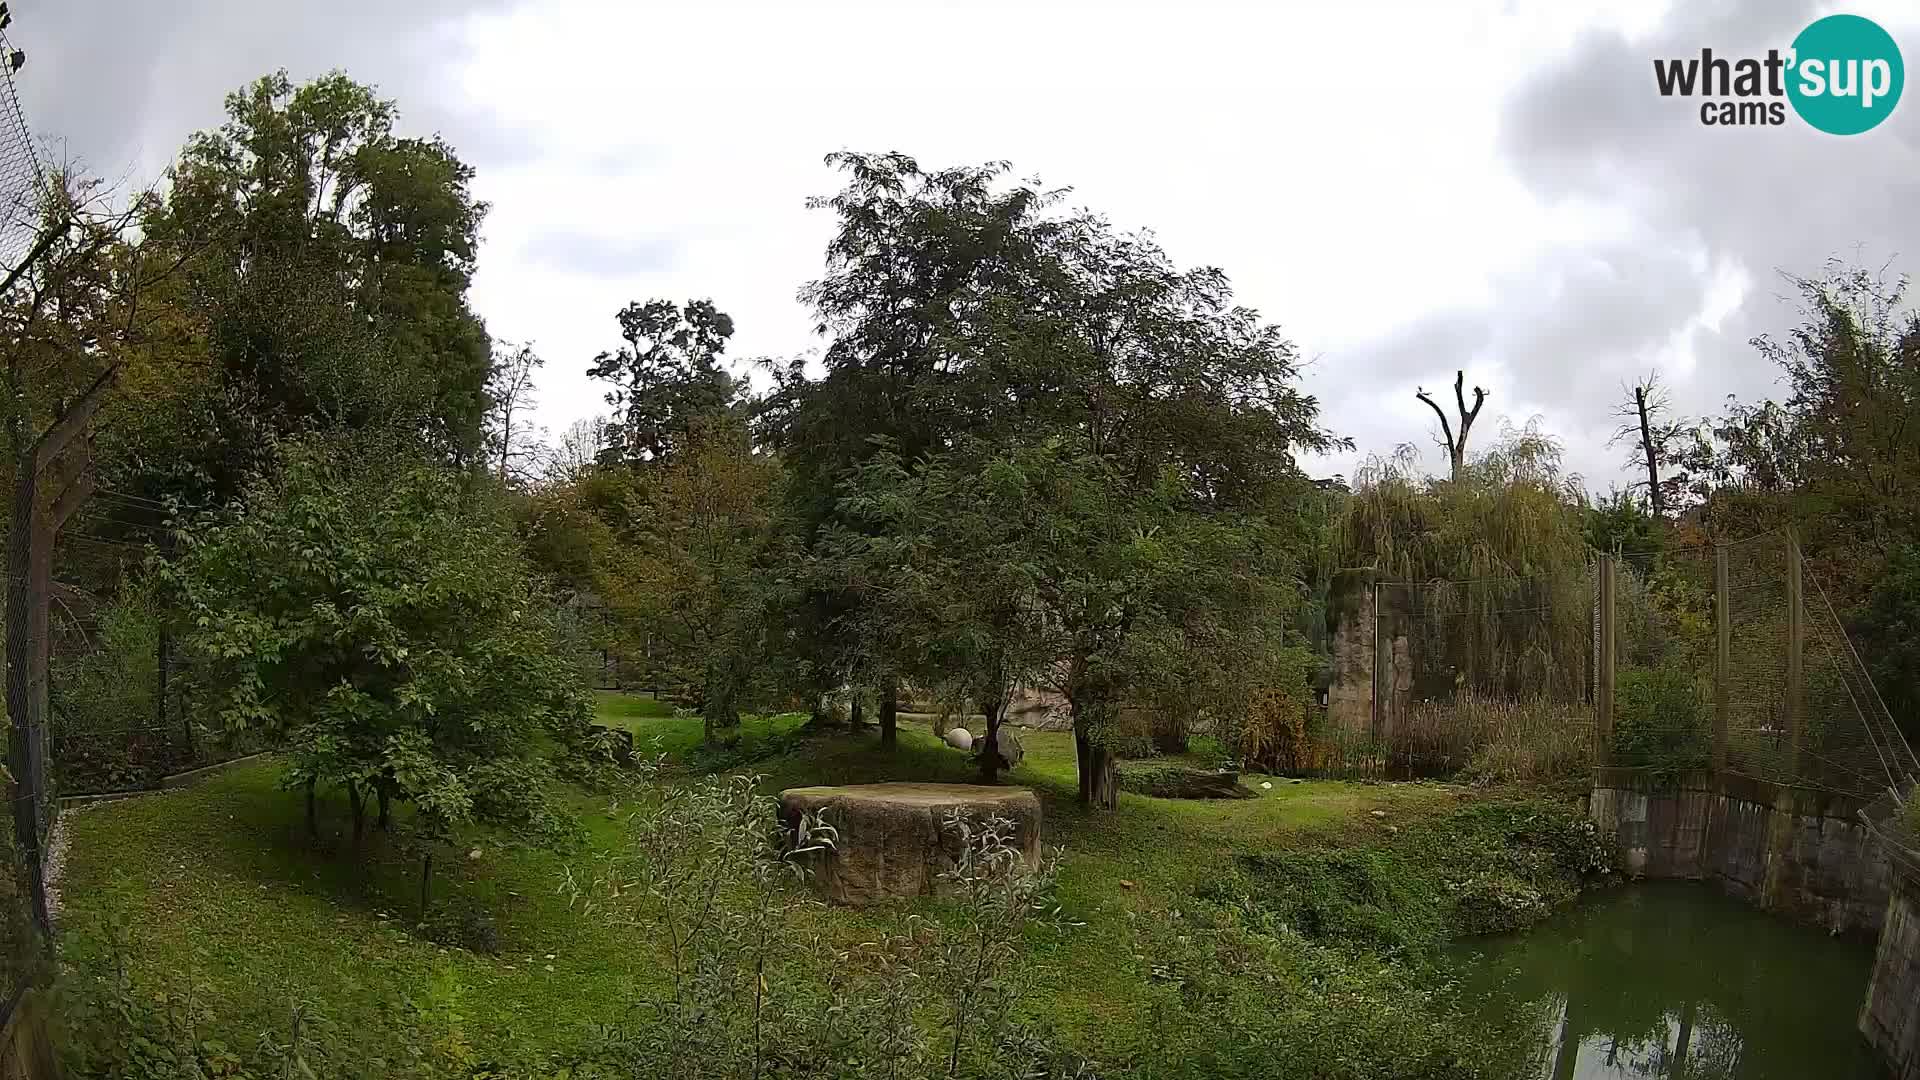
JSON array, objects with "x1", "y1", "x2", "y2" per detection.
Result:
[{"x1": 15, "y1": 0, "x2": 1920, "y2": 489}]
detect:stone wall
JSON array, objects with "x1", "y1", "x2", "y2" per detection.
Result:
[
  {"x1": 1861, "y1": 863, "x2": 1920, "y2": 1080},
  {"x1": 1326, "y1": 587, "x2": 1374, "y2": 737},
  {"x1": 1588, "y1": 768, "x2": 1890, "y2": 935}
]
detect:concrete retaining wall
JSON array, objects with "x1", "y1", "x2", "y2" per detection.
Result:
[
  {"x1": 1862, "y1": 865, "x2": 1920, "y2": 1080},
  {"x1": 1588, "y1": 768, "x2": 1890, "y2": 935}
]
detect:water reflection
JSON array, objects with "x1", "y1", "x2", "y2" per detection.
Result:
[{"x1": 1455, "y1": 883, "x2": 1882, "y2": 1079}]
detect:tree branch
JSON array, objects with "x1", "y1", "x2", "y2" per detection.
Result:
[
  {"x1": 1414, "y1": 387, "x2": 1456, "y2": 456},
  {"x1": 1453, "y1": 369, "x2": 1487, "y2": 451},
  {"x1": 31, "y1": 362, "x2": 121, "y2": 475}
]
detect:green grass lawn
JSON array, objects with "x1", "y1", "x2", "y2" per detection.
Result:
[{"x1": 55, "y1": 693, "x2": 1503, "y2": 1072}]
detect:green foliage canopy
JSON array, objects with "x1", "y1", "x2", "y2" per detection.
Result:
[{"x1": 165, "y1": 437, "x2": 588, "y2": 843}]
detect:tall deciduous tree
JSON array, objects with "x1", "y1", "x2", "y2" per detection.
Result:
[
  {"x1": 777, "y1": 152, "x2": 1338, "y2": 805},
  {"x1": 486, "y1": 340, "x2": 544, "y2": 485},
  {"x1": 588, "y1": 298, "x2": 745, "y2": 465},
  {"x1": 766, "y1": 153, "x2": 1072, "y2": 731},
  {"x1": 165, "y1": 436, "x2": 588, "y2": 873},
  {"x1": 601, "y1": 418, "x2": 781, "y2": 746},
  {"x1": 118, "y1": 70, "x2": 492, "y2": 506},
  {"x1": 822, "y1": 441, "x2": 1058, "y2": 776}
]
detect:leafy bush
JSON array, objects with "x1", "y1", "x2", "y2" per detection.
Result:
[
  {"x1": 166, "y1": 436, "x2": 591, "y2": 866},
  {"x1": 1208, "y1": 800, "x2": 1611, "y2": 957},
  {"x1": 1855, "y1": 545, "x2": 1920, "y2": 744},
  {"x1": 560, "y1": 761, "x2": 1092, "y2": 1078},
  {"x1": 1611, "y1": 663, "x2": 1710, "y2": 776},
  {"x1": 1234, "y1": 647, "x2": 1318, "y2": 773}
]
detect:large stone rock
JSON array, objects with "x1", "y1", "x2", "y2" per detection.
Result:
[
  {"x1": 780, "y1": 783, "x2": 1042, "y2": 905},
  {"x1": 1117, "y1": 762, "x2": 1253, "y2": 800}
]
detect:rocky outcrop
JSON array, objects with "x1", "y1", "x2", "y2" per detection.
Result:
[
  {"x1": 1118, "y1": 762, "x2": 1253, "y2": 800},
  {"x1": 779, "y1": 783, "x2": 1042, "y2": 905}
]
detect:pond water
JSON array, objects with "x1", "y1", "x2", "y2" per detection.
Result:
[{"x1": 1453, "y1": 883, "x2": 1883, "y2": 1079}]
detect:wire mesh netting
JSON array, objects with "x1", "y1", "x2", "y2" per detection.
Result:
[
  {"x1": 46, "y1": 577, "x2": 270, "y2": 797},
  {"x1": 1612, "y1": 542, "x2": 1719, "y2": 776},
  {"x1": 1607, "y1": 530, "x2": 1915, "y2": 800},
  {"x1": 0, "y1": 19, "x2": 50, "y2": 1005},
  {"x1": 1803, "y1": 569, "x2": 1920, "y2": 798},
  {"x1": 1307, "y1": 529, "x2": 1914, "y2": 800},
  {"x1": 1311, "y1": 569, "x2": 1597, "y2": 780},
  {"x1": 0, "y1": 22, "x2": 46, "y2": 276}
]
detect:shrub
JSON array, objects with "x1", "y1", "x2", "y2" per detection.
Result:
[
  {"x1": 1611, "y1": 663, "x2": 1710, "y2": 776},
  {"x1": 560, "y1": 761, "x2": 1090, "y2": 1079},
  {"x1": 1208, "y1": 799, "x2": 1610, "y2": 957},
  {"x1": 1234, "y1": 648, "x2": 1318, "y2": 773}
]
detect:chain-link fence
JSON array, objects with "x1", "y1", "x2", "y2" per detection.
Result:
[
  {"x1": 1313, "y1": 528, "x2": 1915, "y2": 798},
  {"x1": 0, "y1": 12, "x2": 52, "y2": 1013},
  {"x1": 46, "y1": 585, "x2": 267, "y2": 797},
  {"x1": 1603, "y1": 530, "x2": 1917, "y2": 801},
  {"x1": 1316, "y1": 568, "x2": 1597, "y2": 779},
  {"x1": 0, "y1": 16, "x2": 47, "y2": 277}
]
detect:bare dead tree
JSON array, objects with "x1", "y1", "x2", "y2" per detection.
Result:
[
  {"x1": 1415, "y1": 369, "x2": 1487, "y2": 482},
  {"x1": 540, "y1": 413, "x2": 611, "y2": 485},
  {"x1": 486, "y1": 339, "x2": 543, "y2": 484},
  {"x1": 1609, "y1": 372, "x2": 1691, "y2": 517}
]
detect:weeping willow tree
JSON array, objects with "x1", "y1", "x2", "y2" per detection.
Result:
[{"x1": 1336, "y1": 421, "x2": 1593, "y2": 701}]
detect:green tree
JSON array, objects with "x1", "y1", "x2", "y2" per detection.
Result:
[
  {"x1": 165, "y1": 436, "x2": 587, "y2": 879},
  {"x1": 588, "y1": 298, "x2": 745, "y2": 465},
  {"x1": 1337, "y1": 426, "x2": 1594, "y2": 702},
  {"x1": 822, "y1": 441, "x2": 1057, "y2": 779},
  {"x1": 113, "y1": 70, "x2": 492, "y2": 507},
  {"x1": 599, "y1": 418, "x2": 782, "y2": 745},
  {"x1": 765, "y1": 153, "x2": 1074, "y2": 738},
  {"x1": 773, "y1": 153, "x2": 1338, "y2": 792}
]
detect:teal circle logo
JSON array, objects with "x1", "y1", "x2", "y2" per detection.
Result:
[{"x1": 1787, "y1": 14, "x2": 1903, "y2": 135}]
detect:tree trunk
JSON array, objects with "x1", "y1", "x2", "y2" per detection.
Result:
[
  {"x1": 978, "y1": 699, "x2": 1004, "y2": 783},
  {"x1": 377, "y1": 784, "x2": 392, "y2": 831},
  {"x1": 879, "y1": 680, "x2": 898, "y2": 749},
  {"x1": 1150, "y1": 712, "x2": 1189, "y2": 755},
  {"x1": 1074, "y1": 726, "x2": 1119, "y2": 810},
  {"x1": 419, "y1": 851, "x2": 434, "y2": 923},
  {"x1": 1635, "y1": 385, "x2": 1664, "y2": 517},
  {"x1": 703, "y1": 675, "x2": 739, "y2": 748},
  {"x1": 347, "y1": 780, "x2": 366, "y2": 848},
  {"x1": 305, "y1": 777, "x2": 318, "y2": 839},
  {"x1": 849, "y1": 695, "x2": 865, "y2": 728},
  {"x1": 1671, "y1": 1000, "x2": 1694, "y2": 1076}
]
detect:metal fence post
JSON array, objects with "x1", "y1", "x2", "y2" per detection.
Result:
[
  {"x1": 1369, "y1": 580, "x2": 1381, "y2": 741},
  {"x1": 1786, "y1": 533, "x2": 1804, "y2": 781},
  {"x1": 1596, "y1": 554, "x2": 1614, "y2": 767},
  {"x1": 1714, "y1": 543, "x2": 1730, "y2": 773}
]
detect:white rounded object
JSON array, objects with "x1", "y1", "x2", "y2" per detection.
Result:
[{"x1": 944, "y1": 727, "x2": 974, "y2": 751}]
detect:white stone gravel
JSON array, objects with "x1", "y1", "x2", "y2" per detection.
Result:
[{"x1": 43, "y1": 799, "x2": 114, "y2": 929}]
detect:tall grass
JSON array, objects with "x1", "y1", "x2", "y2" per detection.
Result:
[{"x1": 1274, "y1": 693, "x2": 1592, "y2": 785}]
